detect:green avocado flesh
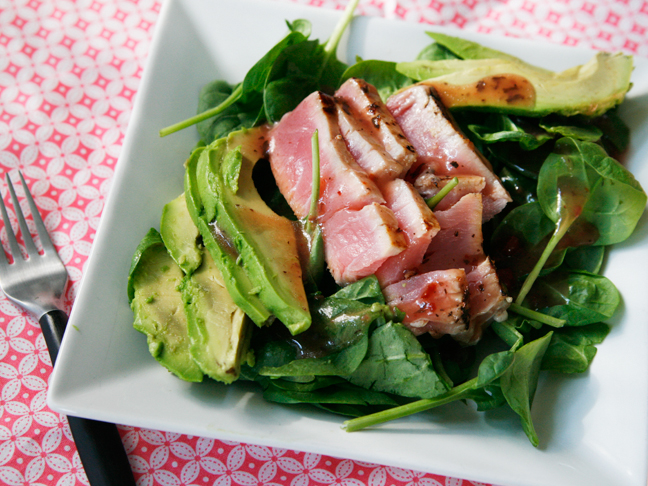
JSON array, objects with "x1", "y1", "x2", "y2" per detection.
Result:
[
  {"x1": 130, "y1": 194, "x2": 255, "y2": 383},
  {"x1": 160, "y1": 194, "x2": 202, "y2": 275},
  {"x1": 181, "y1": 249, "x2": 253, "y2": 384},
  {"x1": 184, "y1": 126, "x2": 311, "y2": 335},
  {"x1": 397, "y1": 34, "x2": 633, "y2": 117},
  {"x1": 128, "y1": 228, "x2": 204, "y2": 382}
]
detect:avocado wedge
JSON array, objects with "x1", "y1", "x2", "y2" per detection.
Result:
[
  {"x1": 397, "y1": 34, "x2": 633, "y2": 117},
  {"x1": 160, "y1": 192, "x2": 253, "y2": 383},
  {"x1": 160, "y1": 193, "x2": 203, "y2": 275},
  {"x1": 128, "y1": 228, "x2": 204, "y2": 382},
  {"x1": 181, "y1": 249, "x2": 253, "y2": 384},
  {"x1": 185, "y1": 126, "x2": 311, "y2": 335}
]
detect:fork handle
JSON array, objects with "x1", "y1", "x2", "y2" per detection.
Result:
[
  {"x1": 67, "y1": 416, "x2": 136, "y2": 486},
  {"x1": 40, "y1": 310, "x2": 137, "y2": 486},
  {"x1": 40, "y1": 309, "x2": 67, "y2": 363}
]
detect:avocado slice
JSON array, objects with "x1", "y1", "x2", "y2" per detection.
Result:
[
  {"x1": 185, "y1": 140, "x2": 273, "y2": 327},
  {"x1": 128, "y1": 228, "x2": 204, "y2": 382},
  {"x1": 160, "y1": 194, "x2": 202, "y2": 275},
  {"x1": 160, "y1": 191, "x2": 253, "y2": 383},
  {"x1": 181, "y1": 250, "x2": 253, "y2": 384},
  {"x1": 396, "y1": 38, "x2": 633, "y2": 117},
  {"x1": 184, "y1": 126, "x2": 311, "y2": 335}
]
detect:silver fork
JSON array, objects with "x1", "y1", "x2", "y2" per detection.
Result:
[{"x1": 0, "y1": 171, "x2": 136, "y2": 486}]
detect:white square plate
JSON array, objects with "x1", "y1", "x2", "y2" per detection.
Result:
[{"x1": 48, "y1": 1, "x2": 648, "y2": 485}]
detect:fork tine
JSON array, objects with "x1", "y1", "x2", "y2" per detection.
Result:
[
  {"x1": 0, "y1": 179, "x2": 23, "y2": 263},
  {"x1": 16, "y1": 171, "x2": 57, "y2": 256},
  {"x1": 5, "y1": 172, "x2": 38, "y2": 258}
]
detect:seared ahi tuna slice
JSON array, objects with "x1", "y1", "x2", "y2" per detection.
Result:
[
  {"x1": 335, "y1": 78, "x2": 416, "y2": 179},
  {"x1": 419, "y1": 193, "x2": 485, "y2": 274},
  {"x1": 267, "y1": 91, "x2": 384, "y2": 222},
  {"x1": 412, "y1": 170, "x2": 486, "y2": 212},
  {"x1": 383, "y1": 269, "x2": 469, "y2": 338},
  {"x1": 387, "y1": 84, "x2": 511, "y2": 221},
  {"x1": 336, "y1": 103, "x2": 406, "y2": 181},
  {"x1": 322, "y1": 202, "x2": 406, "y2": 284},
  {"x1": 461, "y1": 258, "x2": 511, "y2": 343},
  {"x1": 375, "y1": 179, "x2": 440, "y2": 287},
  {"x1": 416, "y1": 193, "x2": 511, "y2": 343}
]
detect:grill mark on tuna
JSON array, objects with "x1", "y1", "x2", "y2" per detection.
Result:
[
  {"x1": 337, "y1": 98, "x2": 352, "y2": 115},
  {"x1": 320, "y1": 93, "x2": 337, "y2": 114}
]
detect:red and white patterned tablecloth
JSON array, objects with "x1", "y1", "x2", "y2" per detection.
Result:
[{"x1": 0, "y1": 0, "x2": 646, "y2": 485}]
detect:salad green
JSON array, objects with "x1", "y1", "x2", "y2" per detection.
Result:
[{"x1": 129, "y1": 3, "x2": 646, "y2": 447}]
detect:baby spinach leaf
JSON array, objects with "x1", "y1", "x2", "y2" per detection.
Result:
[
  {"x1": 490, "y1": 202, "x2": 565, "y2": 285},
  {"x1": 563, "y1": 245, "x2": 605, "y2": 274},
  {"x1": 253, "y1": 284, "x2": 390, "y2": 377},
  {"x1": 415, "y1": 42, "x2": 461, "y2": 61},
  {"x1": 467, "y1": 115, "x2": 553, "y2": 151},
  {"x1": 196, "y1": 80, "x2": 260, "y2": 143},
  {"x1": 286, "y1": 18, "x2": 312, "y2": 36},
  {"x1": 333, "y1": 275, "x2": 385, "y2": 305},
  {"x1": 499, "y1": 167, "x2": 538, "y2": 205},
  {"x1": 424, "y1": 334, "x2": 477, "y2": 386},
  {"x1": 425, "y1": 32, "x2": 526, "y2": 63},
  {"x1": 491, "y1": 320, "x2": 525, "y2": 351},
  {"x1": 539, "y1": 118, "x2": 602, "y2": 142},
  {"x1": 541, "y1": 323, "x2": 610, "y2": 373},
  {"x1": 266, "y1": 375, "x2": 344, "y2": 392},
  {"x1": 240, "y1": 29, "x2": 311, "y2": 105},
  {"x1": 263, "y1": 39, "x2": 328, "y2": 121},
  {"x1": 342, "y1": 351, "x2": 514, "y2": 432},
  {"x1": 516, "y1": 137, "x2": 646, "y2": 304},
  {"x1": 264, "y1": 75, "x2": 316, "y2": 123},
  {"x1": 254, "y1": 332, "x2": 369, "y2": 377},
  {"x1": 261, "y1": 379, "x2": 398, "y2": 406},
  {"x1": 530, "y1": 271, "x2": 620, "y2": 326},
  {"x1": 347, "y1": 321, "x2": 449, "y2": 399},
  {"x1": 500, "y1": 332, "x2": 553, "y2": 447},
  {"x1": 468, "y1": 384, "x2": 507, "y2": 411},
  {"x1": 440, "y1": 352, "x2": 513, "y2": 412},
  {"x1": 484, "y1": 138, "x2": 553, "y2": 180},
  {"x1": 595, "y1": 107, "x2": 630, "y2": 157},
  {"x1": 160, "y1": 26, "x2": 308, "y2": 138},
  {"x1": 477, "y1": 350, "x2": 516, "y2": 386},
  {"x1": 538, "y1": 137, "x2": 646, "y2": 246}
]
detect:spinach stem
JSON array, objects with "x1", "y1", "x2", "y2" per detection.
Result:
[
  {"x1": 508, "y1": 302, "x2": 565, "y2": 328},
  {"x1": 305, "y1": 130, "x2": 320, "y2": 234},
  {"x1": 319, "y1": 0, "x2": 360, "y2": 76},
  {"x1": 342, "y1": 378, "x2": 477, "y2": 432},
  {"x1": 425, "y1": 177, "x2": 459, "y2": 209},
  {"x1": 159, "y1": 84, "x2": 243, "y2": 137},
  {"x1": 515, "y1": 219, "x2": 572, "y2": 305}
]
